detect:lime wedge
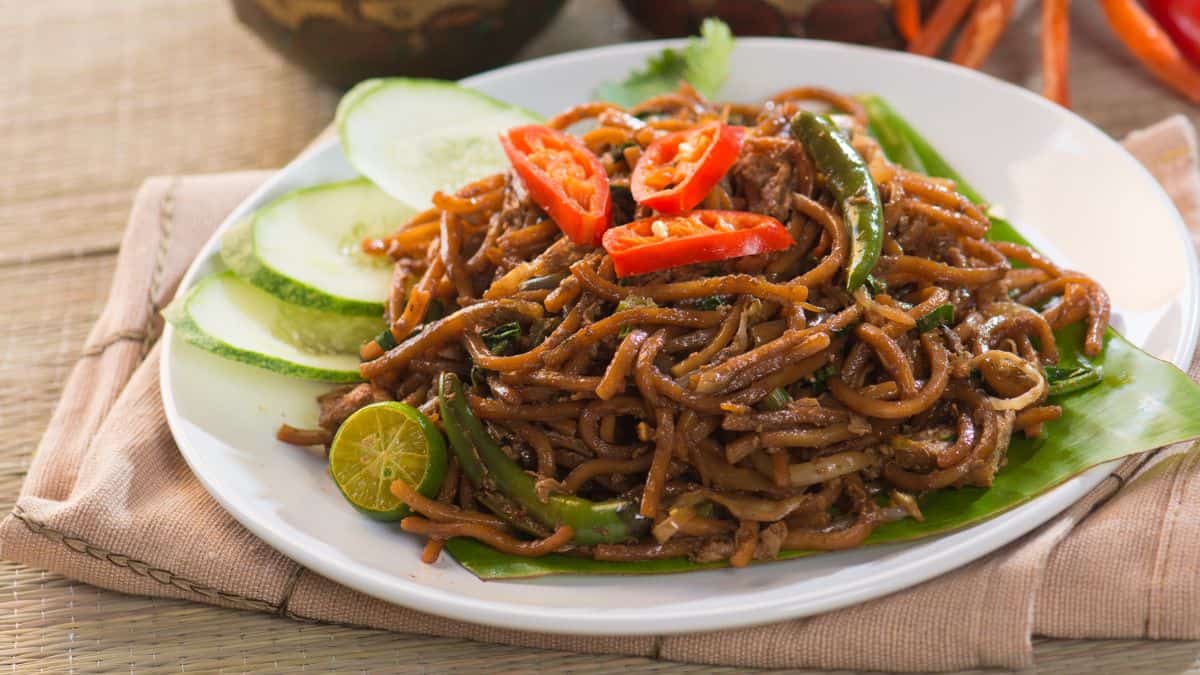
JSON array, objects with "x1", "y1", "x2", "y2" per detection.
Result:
[{"x1": 328, "y1": 402, "x2": 447, "y2": 521}]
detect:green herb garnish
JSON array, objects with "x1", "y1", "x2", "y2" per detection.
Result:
[
  {"x1": 692, "y1": 295, "x2": 731, "y2": 311},
  {"x1": 863, "y1": 274, "x2": 888, "y2": 296},
  {"x1": 811, "y1": 363, "x2": 837, "y2": 394},
  {"x1": 1046, "y1": 364, "x2": 1104, "y2": 396},
  {"x1": 597, "y1": 18, "x2": 733, "y2": 107},
  {"x1": 481, "y1": 321, "x2": 522, "y2": 355},
  {"x1": 373, "y1": 327, "x2": 397, "y2": 352},
  {"x1": 915, "y1": 303, "x2": 955, "y2": 333},
  {"x1": 759, "y1": 387, "x2": 792, "y2": 412}
]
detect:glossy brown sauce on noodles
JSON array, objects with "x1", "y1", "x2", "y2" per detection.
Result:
[{"x1": 283, "y1": 84, "x2": 1110, "y2": 566}]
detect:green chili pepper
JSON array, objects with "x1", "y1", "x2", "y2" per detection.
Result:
[
  {"x1": 859, "y1": 96, "x2": 985, "y2": 202},
  {"x1": 437, "y1": 373, "x2": 650, "y2": 545},
  {"x1": 1046, "y1": 364, "x2": 1104, "y2": 396},
  {"x1": 790, "y1": 111, "x2": 885, "y2": 292},
  {"x1": 860, "y1": 96, "x2": 927, "y2": 175},
  {"x1": 759, "y1": 387, "x2": 792, "y2": 412},
  {"x1": 915, "y1": 303, "x2": 955, "y2": 333}
]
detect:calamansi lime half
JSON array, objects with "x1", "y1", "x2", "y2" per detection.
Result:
[{"x1": 328, "y1": 401, "x2": 447, "y2": 521}]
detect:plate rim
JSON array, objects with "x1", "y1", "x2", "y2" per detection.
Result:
[{"x1": 160, "y1": 37, "x2": 1200, "y2": 636}]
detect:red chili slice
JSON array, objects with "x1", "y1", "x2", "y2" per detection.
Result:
[
  {"x1": 1146, "y1": 0, "x2": 1200, "y2": 67},
  {"x1": 602, "y1": 210, "x2": 794, "y2": 278},
  {"x1": 631, "y1": 122, "x2": 745, "y2": 215},
  {"x1": 500, "y1": 125, "x2": 611, "y2": 245}
]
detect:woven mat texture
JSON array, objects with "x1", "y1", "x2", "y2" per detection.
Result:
[{"x1": 3, "y1": 0, "x2": 1200, "y2": 672}]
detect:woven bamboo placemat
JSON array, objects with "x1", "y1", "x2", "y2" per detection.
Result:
[{"x1": 3, "y1": 0, "x2": 1200, "y2": 671}]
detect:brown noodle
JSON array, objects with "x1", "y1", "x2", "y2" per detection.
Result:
[{"x1": 285, "y1": 84, "x2": 1111, "y2": 567}]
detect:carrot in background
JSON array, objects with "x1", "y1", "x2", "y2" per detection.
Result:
[
  {"x1": 895, "y1": 0, "x2": 923, "y2": 43},
  {"x1": 908, "y1": 1, "x2": 974, "y2": 57},
  {"x1": 951, "y1": 0, "x2": 1016, "y2": 68},
  {"x1": 1042, "y1": 0, "x2": 1071, "y2": 106}
]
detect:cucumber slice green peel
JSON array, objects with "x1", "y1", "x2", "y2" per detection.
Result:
[
  {"x1": 221, "y1": 179, "x2": 415, "y2": 317},
  {"x1": 165, "y1": 271, "x2": 382, "y2": 382}
]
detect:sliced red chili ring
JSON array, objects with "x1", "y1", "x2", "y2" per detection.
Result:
[
  {"x1": 602, "y1": 210, "x2": 794, "y2": 278},
  {"x1": 631, "y1": 122, "x2": 745, "y2": 215},
  {"x1": 500, "y1": 125, "x2": 611, "y2": 245}
]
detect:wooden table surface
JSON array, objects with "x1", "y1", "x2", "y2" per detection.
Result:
[{"x1": 3, "y1": 0, "x2": 1199, "y2": 672}]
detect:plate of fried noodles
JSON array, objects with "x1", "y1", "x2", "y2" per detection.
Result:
[{"x1": 162, "y1": 33, "x2": 1200, "y2": 635}]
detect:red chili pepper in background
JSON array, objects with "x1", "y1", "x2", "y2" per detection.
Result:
[
  {"x1": 631, "y1": 122, "x2": 745, "y2": 215},
  {"x1": 1145, "y1": 0, "x2": 1200, "y2": 67},
  {"x1": 500, "y1": 125, "x2": 611, "y2": 246},
  {"x1": 602, "y1": 210, "x2": 794, "y2": 277},
  {"x1": 1102, "y1": 0, "x2": 1200, "y2": 104}
]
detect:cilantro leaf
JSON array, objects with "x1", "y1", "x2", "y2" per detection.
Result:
[
  {"x1": 481, "y1": 321, "x2": 522, "y2": 355},
  {"x1": 597, "y1": 18, "x2": 733, "y2": 107}
]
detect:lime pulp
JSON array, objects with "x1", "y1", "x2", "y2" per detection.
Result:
[{"x1": 328, "y1": 401, "x2": 447, "y2": 521}]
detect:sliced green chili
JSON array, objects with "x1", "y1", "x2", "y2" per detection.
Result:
[
  {"x1": 790, "y1": 111, "x2": 885, "y2": 292},
  {"x1": 437, "y1": 373, "x2": 650, "y2": 545}
]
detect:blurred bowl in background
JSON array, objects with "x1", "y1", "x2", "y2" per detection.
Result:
[
  {"x1": 232, "y1": 0, "x2": 566, "y2": 89},
  {"x1": 619, "y1": 0, "x2": 936, "y2": 48}
]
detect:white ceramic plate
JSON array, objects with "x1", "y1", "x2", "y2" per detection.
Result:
[{"x1": 161, "y1": 39, "x2": 1199, "y2": 636}]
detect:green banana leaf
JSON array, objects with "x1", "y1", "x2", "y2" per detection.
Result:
[{"x1": 445, "y1": 96, "x2": 1200, "y2": 579}]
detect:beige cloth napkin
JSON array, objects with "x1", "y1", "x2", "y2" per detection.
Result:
[{"x1": 4, "y1": 117, "x2": 1200, "y2": 672}]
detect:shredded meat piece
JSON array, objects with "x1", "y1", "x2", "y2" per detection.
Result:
[
  {"x1": 889, "y1": 439, "x2": 950, "y2": 471},
  {"x1": 497, "y1": 173, "x2": 544, "y2": 232},
  {"x1": 755, "y1": 521, "x2": 788, "y2": 560},
  {"x1": 730, "y1": 137, "x2": 800, "y2": 222},
  {"x1": 690, "y1": 537, "x2": 734, "y2": 564},
  {"x1": 967, "y1": 410, "x2": 1016, "y2": 487},
  {"x1": 317, "y1": 383, "x2": 383, "y2": 430}
]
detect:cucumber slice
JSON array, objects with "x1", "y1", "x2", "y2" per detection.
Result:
[
  {"x1": 165, "y1": 271, "x2": 382, "y2": 382},
  {"x1": 337, "y1": 78, "x2": 542, "y2": 208},
  {"x1": 221, "y1": 179, "x2": 414, "y2": 316}
]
